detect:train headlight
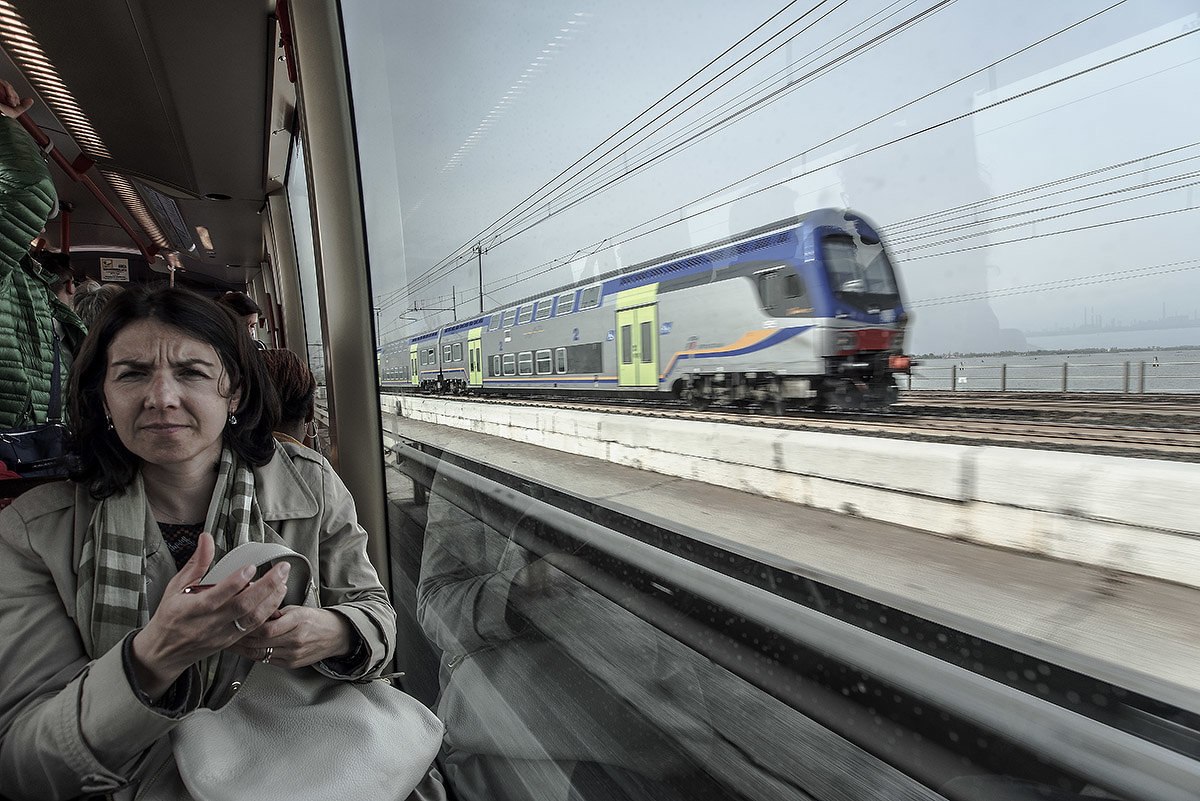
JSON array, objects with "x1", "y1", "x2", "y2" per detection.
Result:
[{"x1": 834, "y1": 332, "x2": 855, "y2": 351}]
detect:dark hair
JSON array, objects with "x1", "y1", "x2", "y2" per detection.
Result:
[
  {"x1": 69, "y1": 285, "x2": 280, "y2": 498},
  {"x1": 260, "y1": 349, "x2": 316, "y2": 430},
  {"x1": 215, "y1": 291, "x2": 263, "y2": 318}
]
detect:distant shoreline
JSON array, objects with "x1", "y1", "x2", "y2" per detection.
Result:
[{"x1": 915, "y1": 344, "x2": 1200, "y2": 359}]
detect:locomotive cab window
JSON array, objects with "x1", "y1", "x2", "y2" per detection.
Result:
[{"x1": 822, "y1": 234, "x2": 900, "y2": 312}]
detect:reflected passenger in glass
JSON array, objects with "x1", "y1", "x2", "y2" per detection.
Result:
[{"x1": 417, "y1": 466, "x2": 722, "y2": 801}]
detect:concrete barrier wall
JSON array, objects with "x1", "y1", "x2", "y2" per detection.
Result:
[{"x1": 391, "y1": 396, "x2": 1200, "y2": 588}]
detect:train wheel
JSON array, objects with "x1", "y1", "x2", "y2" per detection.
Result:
[
  {"x1": 768, "y1": 379, "x2": 787, "y2": 415},
  {"x1": 684, "y1": 379, "x2": 710, "y2": 411},
  {"x1": 831, "y1": 380, "x2": 863, "y2": 410}
]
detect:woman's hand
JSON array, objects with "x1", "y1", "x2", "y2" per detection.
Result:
[
  {"x1": 229, "y1": 606, "x2": 353, "y2": 669},
  {"x1": 129, "y1": 532, "x2": 290, "y2": 699}
]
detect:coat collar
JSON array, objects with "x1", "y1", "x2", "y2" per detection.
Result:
[{"x1": 252, "y1": 440, "x2": 320, "y2": 521}]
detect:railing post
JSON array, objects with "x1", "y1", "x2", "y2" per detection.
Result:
[
  {"x1": 1062, "y1": 362, "x2": 1068, "y2": 392},
  {"x1": 1000, "y1": 363, "x2": 1007, "y2": 392},
  {"x1": 951, "y1": 364, "x2": 957, "y2": 391},
  {"x1": 1138, "y1": 361, "x2": 1145, "y2": 394},
  {"x1": 1123, "y1": 361, "x2": 1129, "y2": 394}
]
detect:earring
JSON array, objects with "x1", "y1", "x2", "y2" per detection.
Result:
[
  {"x1": 304, "y1": 420, "x2": 318, "y2": 439},
  {"x1": 228, "y1": 412, "x2": 238, "y2": 426},
  {"x1": 105, "y1": 413, "x2": 114, "y2": 431}
]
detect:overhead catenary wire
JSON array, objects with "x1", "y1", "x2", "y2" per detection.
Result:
[
  {"x1": 465, "y1": 4, "x2": 1173, "y2": 310},
  {"x1": 395, "y1": 0, "x2": 1144, "y2": 315},
  {"x1": 889, "y1": 172, "x2": 1200, "y2": 249},
  {"x1": 386, "y1": 2, "x2": 1197, "y2": 337},
  {"x1": 396, "y1": 0, "x2": 961, "y2": 306},
  {"x1": 907, "y1": 258, "x2": 1200, "y2": 308},
  {"x1": 488, "y1": 0, "x2": 954, "y2": 248},
  {"x1": 390, "y1": 0, "x2": 836, "y2": 303}
]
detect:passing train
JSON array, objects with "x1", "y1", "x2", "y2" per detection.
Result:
[
  {"x1": 0, "y1": 2, "x2": 1197, "y2": 801},
  {"x1": 381, "y1": 209, "x2": 912, "y2": 411}
]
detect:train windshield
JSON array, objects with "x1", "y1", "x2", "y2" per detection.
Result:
[{"x1": 821, "y1": 234, "x2": 900, "y2": 312}]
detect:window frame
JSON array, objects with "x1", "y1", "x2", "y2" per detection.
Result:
[{"x1": 579, "y1": 286, "x2": 601, "y2": 310}]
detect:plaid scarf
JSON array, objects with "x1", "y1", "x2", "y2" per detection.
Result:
[{"x1": 76, "y1": 448, "x2": 266, "y2": 662}]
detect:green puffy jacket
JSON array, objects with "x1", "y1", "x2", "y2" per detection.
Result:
[{"x1": 0, "y1": 116, "x2": 86, "y2": 429}]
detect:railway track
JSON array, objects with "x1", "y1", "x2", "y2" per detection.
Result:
[{"x1": 385, "y1": 390, "x2": 1200, "y2": 460}]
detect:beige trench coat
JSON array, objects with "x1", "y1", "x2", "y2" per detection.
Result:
[{"x1": 0, "y1": 440, "x2": 397, "y2": 800}]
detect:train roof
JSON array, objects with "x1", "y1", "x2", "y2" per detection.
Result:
[
  {"x1": 399, "y1": 208, "x2": 869, "y2": 343},
  {"x1": 0, "y1": 2, "x2": 285, "y2": 292}
]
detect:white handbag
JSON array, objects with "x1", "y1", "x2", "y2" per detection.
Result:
[{"x1": 170, "y1": 542, "x2": 444, "y2": 801}]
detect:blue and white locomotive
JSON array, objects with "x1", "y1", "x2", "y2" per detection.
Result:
[{"x1": 380, "y1": 209, "x2": 911, "y2": 410}]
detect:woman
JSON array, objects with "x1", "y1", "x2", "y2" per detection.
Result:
[
  {"x1": 261, "y1": 347, "x2": 318, "y2": 447},
  {"x1": 0, "y1": 286, "x2": 398, "y2": 799}
]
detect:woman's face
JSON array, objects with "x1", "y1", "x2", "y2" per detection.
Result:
[{"x1": 103, "y1": 319, "x2": 240, "y2": 472}]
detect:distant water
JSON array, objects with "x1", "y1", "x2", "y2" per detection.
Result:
[{"x1": 906, "y1": 349, "x2": 1200, "y2": 393}]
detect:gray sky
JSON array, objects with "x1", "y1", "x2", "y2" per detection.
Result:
[{"x1": 341, "y1": 0, "x2": 1200, "y2": 354}]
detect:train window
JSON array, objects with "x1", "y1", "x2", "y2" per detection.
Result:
[
  {"x1": 442, "y1": 345, "x2": 451, "y2": 362},
  {"x1": 452, "y1": 342, "x2": 462, "y2": 362},
  {"x1": 756, "y1": 266, "x2": 809, "y2": 317},
  {"x1": 579, "y1": 286, "x2": 601, "y2": 310},
  {"x1": 336, "y1": 4, "x2": 1200, "y2": 801},
  {"x1": 535, "y1": 300, "x2": 552, "y2": 321},
  {"x1": 640, "y1": 321, "x2": 654, "y2": 365},
  {"x1": 535, "y1": 349, "x2": 553, "y2": 374}
]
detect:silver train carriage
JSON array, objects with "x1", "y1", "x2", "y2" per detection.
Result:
[{"x1": 380, "y1": 208, "x2": 912, "y2": 410}]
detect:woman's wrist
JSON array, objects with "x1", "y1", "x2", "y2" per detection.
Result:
[{"x1": 129, "y1": 627, "x2": 183, "y2": 700}]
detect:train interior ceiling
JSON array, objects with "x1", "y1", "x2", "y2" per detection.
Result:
[
  {"x1": 1, "y1": 2, "x2": 1199, "y2": 801},
  {"x1": 0, "y1": 0, "x2": 283, "y2": 298}
]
